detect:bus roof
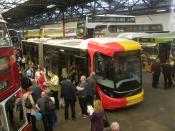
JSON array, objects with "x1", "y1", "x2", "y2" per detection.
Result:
[
  {"x1": 22, "y1": 38, "x2": 51, "y2": 44},
  {"x1": 45, "y1": 38, "x2": 141, "y2": 56},
  {"x1": 117, "y1": 32, "x2": 148, "y2": 39},
  {"x1": 95, "y1": 23, "x2": 162, "y2": 26},
  {"x1": 89, "y1": 14, "x2": 135, "y2": 18},
  {"x1": 139, "y1": 33, "x2": 174, "y2": 44}
]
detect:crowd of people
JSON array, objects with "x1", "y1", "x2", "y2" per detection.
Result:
[
  {"x1": 16, "y1": 56, "x2": 120, "y2": 131},
  {"x1": 13, "y1": 47, "x2": 121, "y2": 131}
]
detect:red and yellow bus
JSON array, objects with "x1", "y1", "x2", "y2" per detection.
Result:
[
  {"x1": 0, "y1": 15, "x2": 29, "y2": 131},
  {"x1": 23, "y1": 37, "x2": 143, "y2": 109}
]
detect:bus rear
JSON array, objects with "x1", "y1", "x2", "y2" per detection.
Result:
[{"x1": 0, "y1": 15, "x2": 28, "y2": 131}]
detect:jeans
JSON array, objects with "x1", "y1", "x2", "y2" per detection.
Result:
[{"x1": 42, "y1": 113, "x2": 53, "y2": 131}]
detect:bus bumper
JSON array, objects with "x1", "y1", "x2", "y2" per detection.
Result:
[
  {"x1": 126, "y1": 89, "x2": 144, "y2": 106},
  {"x1": 97, "y1": 86, "x2": 144, "y2": 110}
]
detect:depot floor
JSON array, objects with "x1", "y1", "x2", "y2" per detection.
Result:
[{"x1": 36, "y1": 71, "x2": 175, "y2": 131}]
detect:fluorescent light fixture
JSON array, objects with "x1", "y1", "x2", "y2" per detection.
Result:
[
  {"x1": 7, "y1": 18, "x2": 12, "y2": 20},
  {"x1": 156, "y1": 9, "x2": 166, "y2": 12},
  {"x1": 60, "y1": 49, "x2": 64, "y2": 52},
  {"x1": 171, "y1": 7, "x2": 175, "y2": 13},
  {"x1": 47, "y1": 4, "x2": 56, "y2": 9}
]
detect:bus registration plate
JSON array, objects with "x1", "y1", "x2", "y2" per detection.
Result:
[{"x1": 127, "y1": 99, "x2": 137, "y2": 105}]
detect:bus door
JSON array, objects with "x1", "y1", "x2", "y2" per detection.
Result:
[
  {"x1": 57, "y1": 51, "x2": 67, "y2": 78},
  {"x1": 159, "y1": 42, "x2": 171, "y2": 63}
]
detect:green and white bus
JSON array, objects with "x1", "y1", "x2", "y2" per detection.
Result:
[{"x1": 138, "y1": 33, "x2": 174, "y2": 63}]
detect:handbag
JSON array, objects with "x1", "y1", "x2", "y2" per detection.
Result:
[
  {"x1": 103, "y1": 112, "x2": 110, "y2": 128},
  {"x1": 34, "y1": 111, "x2": 42, "y2": 120},
  {"x1": 32, "y1": 109, "x2": 42, "y2": 121}
]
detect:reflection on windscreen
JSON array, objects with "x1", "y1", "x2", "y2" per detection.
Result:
[
  {"x1": 77, "y1": 22, "x2": 85, "y2": 37},
  {"x1": 94, "y1": 25, "x2": 107, "y2": 37},
  {"x1": 142, "y1": 47, "x2": 158, "y2": 56},
  {"x1": 95, "y1": 51, "x2": 141, "y2": 88},
  {"x1": 5, "y1": 91, "x2": 26, "y2": 131},
  {"x1": 0, "y1": 23, "x2": 11, "y2": 46}
]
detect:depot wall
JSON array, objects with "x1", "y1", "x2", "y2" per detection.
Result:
[{"x1": 135, "y1": 13, "x2": 175, "y2": 32}]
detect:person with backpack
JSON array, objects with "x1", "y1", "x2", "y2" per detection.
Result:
[
  {"x1": 23, "y1": 90, "x2": 38, "y2": 131},
  {"x1": 36, "y1": 91, "x2": 56, "y2": 131}
]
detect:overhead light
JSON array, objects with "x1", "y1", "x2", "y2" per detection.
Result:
[
  {"x1": 47, "y1": 4, "x2": 56, "y2": 9},
  {"x1": 171, "y1": 7, "x2": 175, "y2": 13},
  {"x1": 60, "y1": 49, "x2": 64, "y2": 52},
  {"x1": 7, "y1": 18, "x2": 12, "y2": 20},
  {"x1": 156, "y1": 9, "x2": 166, "y2": 12}
]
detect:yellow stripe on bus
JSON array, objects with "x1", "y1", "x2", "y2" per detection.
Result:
[
  {"x1": 126, "y1": 90, "x2": 144, "y2": 106},
  {"x1": 116, "y1": 39, "x2": 141, "y2": 51}
]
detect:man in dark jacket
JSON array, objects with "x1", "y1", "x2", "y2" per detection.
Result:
[
  {"x1": 151, "y1": 59, "x2": 161, "y2": 88},
  {"x1": 76, "y1": 75, "x2": 88, "y2": 118},
  {"x1": 162, "y1": 60, "x2": 173, "y2": 89},
  {"x1": 61, "y1": 76, "x2": 76, "y2": 120},
  {"x1": 87, "y1": 72, "x2": 96, "y2": 106}
]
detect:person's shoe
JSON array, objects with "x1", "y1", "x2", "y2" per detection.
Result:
[{"x1": 82, "y1": 115, "x2": 88, "y2": 118}]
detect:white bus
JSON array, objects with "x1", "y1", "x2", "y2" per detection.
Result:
[
  {"x1": 77, "y1": 14, "x2": 136, "y2": 38},
  {"x1": 94, "y1": 23, "x2": 163, "y2": 38},
  {"x1": 24, "y1": 14, "x2": 138, "y2": 39}
]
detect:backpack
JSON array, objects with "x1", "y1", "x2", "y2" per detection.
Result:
[
  {"x1": 45, "y1": 97, "x2": 55, "y2": 113},
  {"x1": 25, "y1": 96, "x2": 33, "y2": 109}
]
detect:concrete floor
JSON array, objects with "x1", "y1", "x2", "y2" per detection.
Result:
[{"x1": 37, "y1": 71, "x2": 175, "y2": 131}]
